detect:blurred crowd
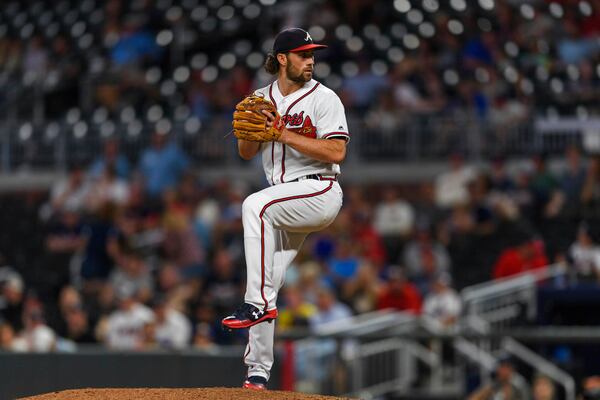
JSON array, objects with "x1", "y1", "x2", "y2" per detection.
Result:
[
  {"x1": 0, "y1": 1, "x2": 598, "y2": 398},
  {"x1": 0, "y1": 0, "x2": 598, "y2": 145},
  {"x1": 0, "y1": 133, "x2": 599, "y2": 353}
]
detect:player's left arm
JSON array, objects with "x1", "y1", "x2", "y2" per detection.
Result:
[
  {"x1": 277, "y1": 130, "x2": 346, "y2": 164},
  {"x1": 262, "y1": 92, "x2": 349, "y2": 164}
]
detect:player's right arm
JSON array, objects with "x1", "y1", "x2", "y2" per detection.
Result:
[{"x1": 238, "y1": 139, "x2": 261, "y2": 160}]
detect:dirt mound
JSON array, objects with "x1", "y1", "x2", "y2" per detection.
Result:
[{"x1": 20, "y1": 388, "x2": 354, "y2": 400}]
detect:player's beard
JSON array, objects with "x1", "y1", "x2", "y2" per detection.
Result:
[{"x1": 286, "y1": 62, "x2": 312, "y2": 83}]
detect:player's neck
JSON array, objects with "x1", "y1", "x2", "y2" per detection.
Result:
[{"x1": 276, "y1": 76, "x2": 307, "y2": 97}]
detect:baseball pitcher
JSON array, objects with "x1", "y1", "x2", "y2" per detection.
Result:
[{"x1": 221, "y1": 27, "x2": 350, "y2": 390}]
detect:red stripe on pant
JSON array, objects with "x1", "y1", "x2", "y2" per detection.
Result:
[{"x1": 258, "y1": 181, "x2": 334, "y2": 310}]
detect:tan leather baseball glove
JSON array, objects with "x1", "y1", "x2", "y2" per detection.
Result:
[{"x1": 232, "y1": 94, "x2": 284, "y2": 142}]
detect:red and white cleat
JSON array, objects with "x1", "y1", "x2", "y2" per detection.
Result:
[
  {"x1": 222, "y1": 303, "x2": 277, "y2": 330},
  {"x1": 243, "y1": 376, "x2": 267, "y2": 390}
]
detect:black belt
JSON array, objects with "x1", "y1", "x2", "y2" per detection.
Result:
[{"x1": 292, "y1": 174, "x2": 337, "y2": 182}]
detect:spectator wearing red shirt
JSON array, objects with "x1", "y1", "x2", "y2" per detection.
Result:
[
  {"x1": 493, "y1": 238, "x2": 549, "y2": 279},
  {"x1": 351, "y1": 210, "x2": 387, "y2": 269},
  {"x1": 376, "y1": 266, "x2": 422, "y2": 314}
]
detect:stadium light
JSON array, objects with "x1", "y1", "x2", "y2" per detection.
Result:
[
  {"x1": 243, "y1": 4, "x2": 261, "y2": 19},
  {"x1": 394, "y1": 0, "x2": 411, "y2": 13},
  {"x1": 218, "y1": 53, "x2": 237, "y2": 70},
  {"x1": 217, "y1": 6, "x2": 235, "y2": 21}
]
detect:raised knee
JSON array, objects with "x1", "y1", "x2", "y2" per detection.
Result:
[{"x1": 242, "y1": 193, "x2": 267, "y2": 218}]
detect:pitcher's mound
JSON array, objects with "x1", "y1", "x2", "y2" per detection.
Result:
[{"x1": 20, "y1": 388, "x2": 353, "y2": 400}]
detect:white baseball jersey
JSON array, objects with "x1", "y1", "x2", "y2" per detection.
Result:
[
  {"x1": 254, "y1": 79, "x2": 350, "y2": 185},
  {"x1": 155, "y1": 309, "x2": 192, "y2": 350},
  {"x1": 106, "y1": 303, "x2": 154, "y2": 350}
]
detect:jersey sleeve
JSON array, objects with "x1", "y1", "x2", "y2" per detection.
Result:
[{"x1": 316, "y1": 92, "x2": 350, "y2": 142}]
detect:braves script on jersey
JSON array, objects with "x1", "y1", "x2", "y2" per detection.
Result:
[{"x1": 255, "y1": 79, "x2": 350, "y2": 185}]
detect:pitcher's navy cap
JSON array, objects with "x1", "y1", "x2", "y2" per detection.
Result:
[{"x1": 273, "y1": 28, "x2": 327, "y2": 53}]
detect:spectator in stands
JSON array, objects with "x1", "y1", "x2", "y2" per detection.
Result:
[
  {"x1": 210, "y1": 180, "x2": 246, "y2": 260},
  {"x1": 351, "y1": 208, "x2": 387, "y2": 269},
  {"x1": 413, "y1": 183, "x2": 443, "y2": 229},
  {"x1": 493, "y1": 235, "x2": 549, "y2": 280},
  {"x1": 156, "y1": 262, "x2": 183, "y2": 299},
  {"x1": 140, "y1": 319, "x2": 158, "y2": 350},
  {"x1": 402, "y1": 223, "x2": 451, "y2": 295},
  {"x1": 580, "y1": 375, "x2": 600, "y2": 400},
  {"x1": 568, "y1": 223, "x2": 600, "y2": 283},
  {"x1": 45, "y1": 208, "x2": 85, "y2": 293},
  {"x1": 50, "y1": 286, "x2": 95, "y2": 344},
  {"x1": 557, "y1": 17, "x2": 600, "y2": 64},
  {"x1": 44, "y1": 35, "x2": 82, "y2": 118},
  {"x1": 295, "y1": 261, "x2": 325, "y2": 306},
  {"x1": 530, "y1": 153, "x2": 559, "y2": 223},
  {"x1": 278, "y1": 285, "x2": 317, "y2": 331},
  {"x1": 193, "y1": 182, "x2": 221, "y2": 246},
  {"x1": 302, "y1": 288, "x2": 352, "y2": 394},
  {"x1": 342, "y1": 57, "x2": 387, "y2": 112},
  {"x1": 434, "y1": 153, "x2": 477, "y2": 209},
  {"x1": 188, "y1": 79, "x2": 213, "y2": 121},
  {"x1": 468, "y1": 355, "x2": 530, "y2": 400},
  {"x1": 511, "y1": 169, "x2": 536, "y2": 221},
  {"x1": 365, "y1": 90, "x2": 409, "y2": 157},
  {"x1": 100, "y1": 291, "x2": 154, "y2": 350},
  {"x1": 581, "y1": 156, "x2": 600, "y2": 219},
  {"x1": 561, "y1": 146, "x2": 587, "y2": 212},
  {"x1": 422, "y1": 272, "x2": 462, "y2": 329},
  {"x1": 489, "y1": 92, "x2": 531, "y2": 139},
  {"x1": 138, "y1": 131, "x2": 190, "y2": 197},
  {"x1": 391, "y1": 59, "x2": 444, "y2": 113},
  {"x1": 109, "y1": 250, "x2": 153, "y2": 304},
  {"x1": 80, "y1": 203, "x2": 118, "y2": 293},
  {"x1": 60, "y1": 302, "x2": 96, "y2": 345},
  {"x1": 462, "y1": 31, "x2": 496, "y2": 70},
  {"x1": 151, "y1": 296, "x2": 191, "y2": 350},
  {"x1": 88, "y1": 138, "x2": 131, "y2": 180},
  {"x1": 50, "y1": 162, "x2": 90, "y2": 215},
  {"x1": 0, "y1": 267, "x2": 25, "y2": 331},
  {"x1": 191, "y1": 300, "x2": 243, "y2": 346},
  {"x1": 15, "y1": 307, "x2": 57, "y2": 352},
  {"x1": 0, "y1": 322, "x2": 20, "y2": 351},
  {"x1": 490, "y1": 157, "x2": 515, "y2": 193},
  {"x1": 192, "y1": 322, "x2": 217, "y2": 350},
  {"x1": 203, "y1": 248, "x2": 244, "y2": 315},
  {"x1": 309, "y1": 286, "x2": 353, "y2": 330},
  {"x1": 85, "y1": 165, "x2": 130, "y2": 212},
  {"x1": 532, "y1": 374, "x2": 556, "y2": 400},
  {"x1": 109, "y1": 14, "x2": 161, "y2": 68},
  {"x1": 162, "y1": 192, "x2": 205, "y2": 277},
  {"x1": 376, "y1": 266, "x2": 422, "y2": 314},
  {"x1": 23, "y1": 35, "x2": 48, "y2": 79},
  {"x1": 326, "y1": 236, "x2": 361, "y2": 290},
  {"x1": 373, "y1": 188, "x2": 415, "y2": 262},
  {"x1": 341, "y1": 261, "x2": 382, "y2": 314},
  {"x1": 0, "y1": 38, "x2": 22, "y2": 76}
]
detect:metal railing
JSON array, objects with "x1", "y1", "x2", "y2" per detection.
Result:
[
  {"x1": 461, "y1": 263, "x2": 566, "y2": 328},
  {"x1": 291, "y1": 265, "x2": 579, "y2": 399},
  {"x1": 503, "y1": 337, "x2": 576, "y2": 400},
  {"x1": 0, "y1": 114, "x2": 596, "y2": 173}
]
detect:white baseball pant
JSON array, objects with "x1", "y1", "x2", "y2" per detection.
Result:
[{"x1": 241, "y1": 178, "x2": 343, "y2": 380}]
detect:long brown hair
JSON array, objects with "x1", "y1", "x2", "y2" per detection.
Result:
[{"x1": 264, "y1": 53, "x2": 280, "y2": 75}]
